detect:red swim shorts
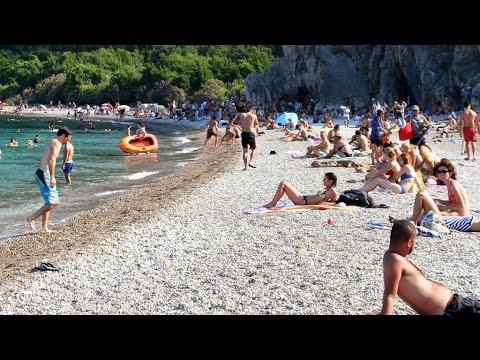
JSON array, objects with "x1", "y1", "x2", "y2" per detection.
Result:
[{"x1": 463, "y1": 127, "x2": 477, "y2": 142}]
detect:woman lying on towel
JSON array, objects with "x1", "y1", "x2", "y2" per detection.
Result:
[
  {"x1": 360, "y1": 153, "x2": 418, "y2": 194},
  {"x1": 265, "y1": 172, "x2": 340, "y2": 208}
]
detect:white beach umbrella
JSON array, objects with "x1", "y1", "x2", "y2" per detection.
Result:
[{"x1": 117, "y1": 105, "x2": 131, "y2": 111}]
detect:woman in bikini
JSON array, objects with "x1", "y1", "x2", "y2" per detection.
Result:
[
  {"x1": 361, "y1": 153, "x2": 417, "y2": 194},
  {"x1": 364, "y1": 147, "x2": 401, "y2": 181},
  {"x1": 304, "y1": 130, "x2": 330, "y2": 157},
  {"x1": 265, "y1": 172, "x2": 340, "y2": 209},
  {"x1": 411, "y1": 158, "x2": 470, "y2": 223},
  {"x1": 326, "y1": 135, "x2": 354, "y2": 158}
]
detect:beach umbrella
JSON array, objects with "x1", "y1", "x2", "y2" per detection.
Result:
[
  {"x1": 276, "y1": 112, "x2": 298, "y2": 127},
  {"x1": 117, "y1": 105, "x2": 131, "y2": 112}
]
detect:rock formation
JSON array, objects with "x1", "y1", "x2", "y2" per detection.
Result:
[{"x1": 245, "y1": 45, "x2": 480, "y2": 109}]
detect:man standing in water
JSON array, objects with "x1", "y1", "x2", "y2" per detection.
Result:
[
  {"x1": 457, "y1": 101, "x2": 479, "y2": 161},
  {"x1": 237, "y1": 103, "x2": 259, "y2": 170},
  {"x1": 62, "y1": 140, "x2": 75, "y2": 185},
  {"x1": 27, "y1": 127, "x2": 72, "y2": 233}
]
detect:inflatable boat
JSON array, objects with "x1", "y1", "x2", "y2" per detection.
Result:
[{"x1": 119, "y1": 134, "x2": 159, "y2": 154}]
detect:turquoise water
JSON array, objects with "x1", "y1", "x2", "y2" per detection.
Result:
[{"x1": 0, "y1": 115, "x2": 201, "y2": 239}]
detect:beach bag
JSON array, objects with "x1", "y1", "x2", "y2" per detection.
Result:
[
  {"x1": 399, "y1": 121, "x2": 413, "y2": 141},
  {"x1": 336, "y1": 190, "x2": 375, "y2": 208}
]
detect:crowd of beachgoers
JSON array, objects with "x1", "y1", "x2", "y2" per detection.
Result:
[{"x1": 2, "y1": 92, "x2": 480, "y2": 315}]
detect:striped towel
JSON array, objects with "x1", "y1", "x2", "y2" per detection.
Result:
[{"x1": 442, "y1": 215, "x2": 474, "y2": 232}]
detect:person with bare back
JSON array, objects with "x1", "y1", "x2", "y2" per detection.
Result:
[
  {"x1": 27, "y1": 127, "x2": 72, "y2": 233},
  {"x1": 237, "y1": 103, "x2": 259, "y2": 170},
  {"x1": 457, "y1": 101, "x2": 479, "y2": 161},
  {"x1": 376, "y1": 219, "x2": 480, "y2": 315},
  {"x1": 62, "y1": 140, "x2": 75, "y2": 185}
]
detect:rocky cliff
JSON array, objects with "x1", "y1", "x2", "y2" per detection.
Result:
[{"x1": 245, "y1": 45, "x2": 480, "y2": 109}]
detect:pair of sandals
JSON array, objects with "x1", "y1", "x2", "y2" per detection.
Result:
[{"x1": 31, "y1": 261, "x2": 59, "y2": 272}]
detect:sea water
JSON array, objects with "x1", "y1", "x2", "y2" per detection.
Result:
[{"x1": 0, "y1": 115, "x2": 201, "y2": 240}]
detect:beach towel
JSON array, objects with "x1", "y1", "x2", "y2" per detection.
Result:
[
  {"x1": 243, "y1": 202, "x2": 355, "y2": 214},
  {"x1": 366, "y1": 221, "x2": 390, "y2": 230}
]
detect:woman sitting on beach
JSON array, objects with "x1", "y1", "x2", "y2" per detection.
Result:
[
  {"x1": 417, "y1": 144, "x2": 439, "y2": 180},
  {"x1": 264, "y1": 115, "x2": 279, "y2": 130},
  {"x1": 326, "y1": 135, "x2": 353, "y2": 158},
  {"x1": 411, "y1": 158, "x2": 470, "y2": 220},
  {"x1": 265, "y1": 173, "x2": 340, "y2": 208},
  {"x1": 400, "y1": 142, "x2": 422, "y2": 169},
  {"x1": 364, "y1": 147, "x2": 401, "y2": 180},
  {"x1": 285, "y1": 124, "x2": 309, "y2": 142},
  {"x1": 361, "y1": 153, "x2": 418, "y2": 194},
  {"x1": 304, "y1": 130, "x2": 330, "y2": 157}
]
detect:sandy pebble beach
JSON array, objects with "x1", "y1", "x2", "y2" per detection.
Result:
[{"x1": 0, "y1": 124, "x2": 479, "y2": 314}]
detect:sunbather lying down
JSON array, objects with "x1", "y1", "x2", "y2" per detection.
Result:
[{"x1": 265, "y1": 173, "x2": 340, "y2": 208}]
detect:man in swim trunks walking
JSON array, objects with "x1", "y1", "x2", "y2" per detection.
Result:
[
  {"x1": 62, "y1": 139, "x2": 75, "y2": 185},
  {"x1": 457, "y1": 101, "x2": 479, "y2": 161},
  {"x1": 204, "y1": 115, "x2": 219, "y2": 150},
  {"x1": 377, "y1": 219, "x2": 480, "y2": 315},
  {"x1": 237, "y1": 103, "x2": 259, "y2": 170},
  {"x1": 27, "y1": 127, "x2": 72, "y2": 233}
]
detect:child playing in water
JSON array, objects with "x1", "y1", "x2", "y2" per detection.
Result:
[{"x1": 62, "y1": 140, "x2": 75, "y2": 185}]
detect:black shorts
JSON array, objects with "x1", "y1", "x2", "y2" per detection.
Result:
[
  {"x1": 207, "y1": 129, "x2": 217, "y2": 139},
  {"x1": 443, "y1": 294, "x2": 480, "y2": 316},
  {"x1": 411, "y1": 136, "x2": 425, "y2": 147},
  {"x1": 241, "y1": 132, "x2": 256, "y2": 150}
]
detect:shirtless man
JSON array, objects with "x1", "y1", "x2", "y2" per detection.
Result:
[
  {"x1": 237, "y1": 103, "x2": 259, "y2": 170},
  {"x1": 377, "y1": 219, "x2": 480, "y2": 315},
  {"x1": 204, "y1": 115, "x2": 219, "y2": 149},
  {"x1": 62, "y1": 140, "x2": 75, "y2": 185},
  {"x1": 349, "y1": 130, "x2": 370, "y2": 151},
  {"x1": 125, "y1": 124, "x2": 132, "y2": 136},
  {"x1": 27, "y1": 127, "x2": 72, "y2": 233},
  {"x1": 457, "y1": 101, "x2": 479, "y2": 161}
]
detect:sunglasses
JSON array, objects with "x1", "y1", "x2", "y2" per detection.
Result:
[{"x1": 437, "y1": 169, "x2": 449, "y2": 174}]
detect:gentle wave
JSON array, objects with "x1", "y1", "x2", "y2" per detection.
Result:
[
  {"x1": 124, "y1": 171, "x2": 159, "y2": 180},
  {"x1": 177, "y1": 147, "x2": 199, "y2": 154},
  {"x1": 176, "y1": 137, "x2": 192, "y2": 144},
  {"x1": 94, "y1": 190, "x2": 126, "y2": 197}
]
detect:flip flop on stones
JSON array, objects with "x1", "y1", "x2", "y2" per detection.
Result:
[{"x1": 31, "y1": 261, "x2": 59, "y2": 272}]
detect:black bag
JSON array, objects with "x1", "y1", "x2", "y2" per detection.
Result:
[{"x1": 336, "y1": 190, "x2": 375, "y2": 208}]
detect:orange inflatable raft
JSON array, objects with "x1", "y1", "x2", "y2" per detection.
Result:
[{"x1": 119, "y1": 134, "x2": 159, "y2": 154}]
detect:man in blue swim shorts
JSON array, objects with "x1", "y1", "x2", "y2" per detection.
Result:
[
  {"x1": 27, "y1": 127, "x2": 72, "y2": 233},
  {"x1": 62, "y1": 140, "x2": 75, "y2": 185}
]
